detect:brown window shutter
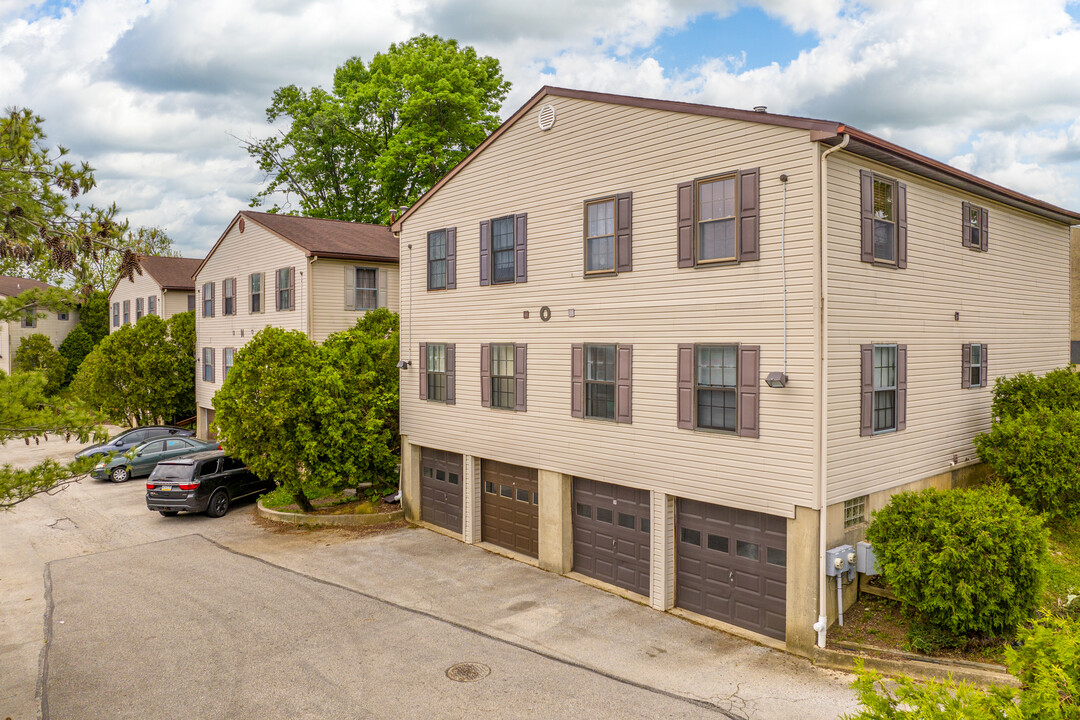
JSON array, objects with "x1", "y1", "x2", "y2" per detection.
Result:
[
  {"x1": 479, "y1": 220, "x2": 490, "y2": 286},
  {"x1": 860, "y1": 170, "x2": 875, "y2": 263},
  {"x1": 737, "y1": 345, "x2": 760, "y2": 438},
  {"x1": 896, "y1": 183, "x2": 908, "y2": 269},
  {"x1": 571, "y1": 344, "x2": 584, "y2": 418},
  {"x1": 896, "y1": 344, "x2": 908, "y2": 431},
  {"x1": 446, "y1": 227, "x2": 457, "y2": 289},
  {"x1": 737, "y1": 167, "x2": 760, "y2": 261},
  {"x1": 514, "y1": 344, "x2": 527, "y2": 411},
  {"x1": 210, "y1": 348, "x2": 215, "y2": 382},
  {"x1": 961, "y1": 202, "x2": 972, "y2": 248},
  {"x1": 274, "y1": 270, "x2": 280, "y2": 311},
  {"x1": 377, "y1": 269, "x2": 388, "y2": 308},
  {"x1": 230, "y1": 277, "x2": 237, "y2": 315},
  {"x1": 211, "y1": 284, "x2": 216, "y2": 317},
  {"x1": 418, "y1": 343, "x2": 427, "y2": 400},
  {"x1": 961, "y1": 343, "x2": 972, "y2": 388},
  {"x1": 615, "y1": 192, "x2": 633, "y2": 272},
  {"x1": 514, "y1": 213, "x2": 528, "y2": 283},
  {"x1": 289, "y1": 266, "x2": 296, "y2": 310},
  {"x1": 677, "y1": 344, "x2": 695, "y2": 430},
  {"x1": 480, "y1": 343, "x2": 491, "y2": 407},
  {"x1": 616, "y1": 344, "x2": 633, "y2": 424},
  {"x1": 345, "y1": 266, "x2": 355, "y2": 310},
  {"x1": 677, "y1": 181, "x2": 694, "y2": 267},
  {"x1": 980, "y1": 208, "x2": 989, "y2": 252},
  {"x1": 445, "y1": 344, "x2": 456, "y2": 405},
  {"x1": 981, "y1": 345, "x2": 988, "y2": 387},
  {"x1": 860, "y1": 344, "x2": 874, "y2": 436}
]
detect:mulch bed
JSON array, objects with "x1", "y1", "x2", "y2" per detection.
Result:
[{"x1": 268, "y1": 495, "x2": 401, "y2": 516}]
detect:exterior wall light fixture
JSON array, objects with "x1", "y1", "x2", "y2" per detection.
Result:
[{"x1": 765, "y1": 371, "x2": 788, "y2": 388}]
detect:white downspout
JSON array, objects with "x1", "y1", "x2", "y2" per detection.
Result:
[{"x1": 815, "y1": 133, "x2": 850, "y2": 648}]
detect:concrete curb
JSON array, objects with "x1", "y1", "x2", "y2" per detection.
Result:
[
  {"x1": 812, "y1": 646, "x2": 1020, "y2": 689},
  {"x1": 256, "y1": 499, "x2": 405, "y2": 528}
]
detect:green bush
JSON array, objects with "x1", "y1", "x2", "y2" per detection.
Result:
[
  {"x1": 844, "y1": 665, "x2": 1019, "y2": 719},
  {"x1": 975, "y1": 408, "x2": 1080, "y2": 521},
  {"x1": 77, "y1": 291, "x2": 109, "y2": 345},
  {"x1": 993, "y1": 366, "x2": 1080, "y2": 421},
  {"x1": 867, "y1": 486, "x2": 1047, "y2": 639},
  {"x1": 57, "y1": 324, "x2": 93, "y2": 385},
  {"x1": 13, "y1": 333, "x2": 65, "y2": 395},
  {"x1": 1007, "y1": 614, "x2": 1080, "y2": 720}
]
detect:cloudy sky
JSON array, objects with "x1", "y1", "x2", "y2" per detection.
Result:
[{"x1": 2, "y1": 0, "x2": 1078, "y2": 257}]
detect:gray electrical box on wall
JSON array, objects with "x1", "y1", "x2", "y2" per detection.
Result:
[
  {"x1": 856, "y1": 541, "x2": 879, "y2": 575},
  {"x1": 826, "y1": 544, "x2": 856, "y2": 580}
]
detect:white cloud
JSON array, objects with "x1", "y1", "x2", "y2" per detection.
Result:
[{"x1": 1, "y1": 0, "x2": 1078, "y2": 260}]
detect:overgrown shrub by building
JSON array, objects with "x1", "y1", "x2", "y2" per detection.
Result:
[
  {"x1": 992, "y1": 366, "x2": 1080, "y2": 421},
  {"x1": 866, "y1": 486, "x2": 1047, "y2": 639},
  {"x1": 13, "y1": 333, "x2": 65, "y2": 395},
  {"x1": 975, "y1": 408, "x2": 1080, "y2": 521},
  {"x1": 57, "y1": 324, "x2": 93, "y2": 385},
  {"x1": 845, "y1": 615, "x2": 1080, "y2": 719}
]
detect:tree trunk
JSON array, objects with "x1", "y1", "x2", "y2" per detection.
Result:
[{"x1": 293, "y1": 487, "x2": 315, "y2": 513}]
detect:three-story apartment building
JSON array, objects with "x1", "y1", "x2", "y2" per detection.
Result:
[
  {"x1": 391, "y1": 87, "x2": 1079, "y2": 655},
  {"x1": 0, "y1": 276, "x2": 79, "y2": 375},
  {"x1": 108, "y1": 255, "x2": 201, "y2": 332},
  {"x1": 193, "y1": 211, "x2": 398, "y2": 439}
]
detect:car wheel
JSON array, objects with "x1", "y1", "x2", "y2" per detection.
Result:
[
  {"x1": 159, "y1": 510, "x2": 179, "y2": 517},
  {"x1": 111, "y1": 466, "x2": 129, "y2": 483},
  {"x1": 206, "y1": 489, "x2": 230, "y2": 518}
]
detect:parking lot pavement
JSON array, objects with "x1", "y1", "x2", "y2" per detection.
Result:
[
  {"x1": 47, "y1": 534, "x2": 730, "y2": 720},
  {"x1": 2, "y1": 477, "x2": 858, "y2": 720}
]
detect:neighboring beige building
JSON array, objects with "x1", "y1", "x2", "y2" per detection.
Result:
[
  {"x1": 193, "y1": 211, "x2": 399, "y2": 439},
  {"x1": 108, "y1": 256, "x2": 201, "y2": 332},
  {"x1": 1072, "y1": 226, "x2": 1080, "y2": 362},
  {"x1": 0, "y1": 276, "x2": 79, "y2": 376},
  {"x1": 391, "y1": 87, "x2": 1080, "y2": 655}
]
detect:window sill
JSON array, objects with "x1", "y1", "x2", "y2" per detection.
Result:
[
  {"x1": 693, "y1": 258, "x2": 739, "y2": 267},
  {"x1": 690, "y1": 426, "x2": 739, "y2": 436},
  {"x1": 871, "y1": 428, "x2": 898, "y2": 436},
  {"x1": 582, "y1": 415, "x2": 617, "y2": 423},
  {"x1": 583, "y1": 270, "x2": 618, "y2": 278}
]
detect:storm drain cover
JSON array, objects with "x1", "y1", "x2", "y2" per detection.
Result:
[{"x1": 446, "y1": 662, "x2": 491, "y2": 682}]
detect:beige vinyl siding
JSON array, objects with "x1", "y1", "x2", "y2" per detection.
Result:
[
  {"x1": 825, "y1": 152, "x2": 1071, "y2": 502},
  {"x1": 309, "y1": 259, "x2": 400, "y2": 343},
  {"x1": 194, "y1": 220, "x2": 307, "y2": 411},
  {"x1": 399, "y1": 96, "x2": 820, "y2": 518},
  {"x1": 162, "y1": 289, "x2": 194, "y2": 319},
  {"x1": 108, "y1": 270, "x2": 163, "y2": 331},
  {"x1": 1071, "y1": 226, "x2": 1080, "y2": 343},
  {"x1": 0, "y1": 317, "x2": 9, "y2": 374}
]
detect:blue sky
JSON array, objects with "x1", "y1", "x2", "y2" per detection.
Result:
[{"x1": 0, "y1": 0, "x2": 1078, "y2": 257}]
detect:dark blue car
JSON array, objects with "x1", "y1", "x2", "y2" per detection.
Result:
[{"x1": 75, "y1": 426, "x2": 194, "y2": 460}]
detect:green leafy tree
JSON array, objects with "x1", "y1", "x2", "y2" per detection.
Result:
[
  {"x1": 77, "y1": 290, "x2": 109, "y2": 345},
  {"x1": 976, "y1": 408, "x2": 1080, "y2": 521},
  {"x1": 13, "y1": 333, "x2": 65, "y2": 395},
  {"x1": 212, "y1": 327, "x2": 322, "y2": 511},
  {"x1": 71, "y1": 314, "x2": 193, "y2": 425},
  {"x1": 165, "y1": 310, "x2": 195, "y2": 421},
  {"x1": 0, "y1": 370, "x2": 105, "y2": 509},
  {"x1": 0, "y1": 285, "x2": 77, "y2": 324},
  {"x1": 57, "y1": 324, "x2": 93, "y2": 385},
  {"x1": 867, "y1": 486, "x2": 1047, "y2": 640},
  {"x1": 244, "y1": 35, "x2": 510, "y2": 224}
]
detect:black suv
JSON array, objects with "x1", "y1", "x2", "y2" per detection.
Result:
[{"x1": 145, "y1": 450, "x2": 273, "y2": 518}]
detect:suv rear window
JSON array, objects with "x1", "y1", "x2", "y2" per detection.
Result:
[
  {"x1": 151, "y1": 464, "x2": 195, "y2": 480},
  {"x1": 222, "y1": 457, "x2": 246, "y2": 471},
  {"x1": 199, "y1": 459, "x2": 221, "y2": 477}
]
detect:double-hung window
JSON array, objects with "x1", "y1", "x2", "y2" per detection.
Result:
[
  {"x1": 963, "y1": 343, "x2": 987, "y2": 388},
  {"x1": 223, "y1": 348, "x2": 234, "y2": 381},
  {"x1": 584, "y1": 344, "x2": 617, "y2": 420},
  {"x1": 872, "y1": 177, "x2": 897, "y2": 263},
  {"x1": 136, "y1": 297, "x2": 143, "y2": 320},
  {"x1": 428, "y1": 230, "x2": 447, "y2": 290},
  {"x1": 962, "y1": 202, "x2": 989, "y2": 252},
  {"x1": 250, "y1": 272, "x2": 262, "y2": 313},
  {"x1": 585, "y1": 199, "x2": 615, "y2": 273},
  {"x1": 969, "y1": 343, "x2": 982, "y2": 388},
  {"x1": 147, "y1": 296, "x2": 156, "y2": 315},
  {"x1": 202, "y1": 348, "x2": 214, "y2": 382},
  {"x1": 426, "y1": 344, "x2": 447, "y2": 402},
  {"x1": 202, "y1": 282, "x2": 214, "y2": 317},
  {"x1": 187, "y1": 294, "x2": 195, "y2": 311},
  {"x1": 491, "y1": 216, "x2": 515, "y2": 284},
  {"x1": 354, "y1": 268, "x2": 377, "y2": 310},
  {"x1": 276, "y1": 268, "x2": 291, "y2": 311},
  {"x1": 223, "y1": 278, "x2": 235, "y2": 315},
  {"x1": 113, "y1": 302, "x2": 120, "y2": 327},
  {"x1": 58, "y1": 310, "x2": 68, "y2": 321},
  {"x1": 490, "y1": 344, "x2": 515, "y2": 409},
  {"x1": 21, "y1": 306, "x2": 36, "y2": 328},
  {"x1": 123, "y1": 300, "x2": 130, "y2": 324},
  {"x1": 696, "y1": 345, "x2": 738, "y2": 431},
  {"x1": 872, "y1": 345, "x2": 897, "y2": 433},
  {"x1": 697, "y1": 175, "x2": 737, "y2": 263}
]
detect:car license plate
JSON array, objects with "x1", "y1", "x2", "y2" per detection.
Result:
[{"x1": 158, "y1": 486, "x2": 171, "y2": 491}]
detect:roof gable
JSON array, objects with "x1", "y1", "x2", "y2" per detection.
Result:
[{"x1": 0, "y1": 275, "x2": 55, "y2": 298}]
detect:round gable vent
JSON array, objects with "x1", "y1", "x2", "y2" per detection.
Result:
[{"x1": 537, "y1": 103, "x2": 556, "y2": 131}]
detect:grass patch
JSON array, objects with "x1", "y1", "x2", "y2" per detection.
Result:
[
  {"x1": 1044, "y1": 516, "x2": 1080, "y2": 613},
  {"x1": 258, "y1": 485, "x2": 339, "y2": 509}
]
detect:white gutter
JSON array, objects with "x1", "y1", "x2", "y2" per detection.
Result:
[{"x1": 814, "y1": 133, "x2": 849, "y2": 648}]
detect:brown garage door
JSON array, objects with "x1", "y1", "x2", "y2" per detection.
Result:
[
  {"x1": 420, "y1": 448, "x2": 463, "y2": 534},
  {"x1": 573, "y1": 478, "x2": 651, "y2": 596},
  {"x1": 481, "y1": 460, "x2": 538, "y2": 557},
  {"x1": 675, "y1": 498, "x2": 787, "y2": 641}
]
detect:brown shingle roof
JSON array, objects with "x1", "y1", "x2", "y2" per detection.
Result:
[
  {"x1": 0, "y1": 275, "x2": 55, "y2": 298},
  {"x1": 137, "y1": 256, "x2": 202, "y2": 291},
  {"x1": 243, "y1": 211, "x2": 397, "y2": 262}
]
